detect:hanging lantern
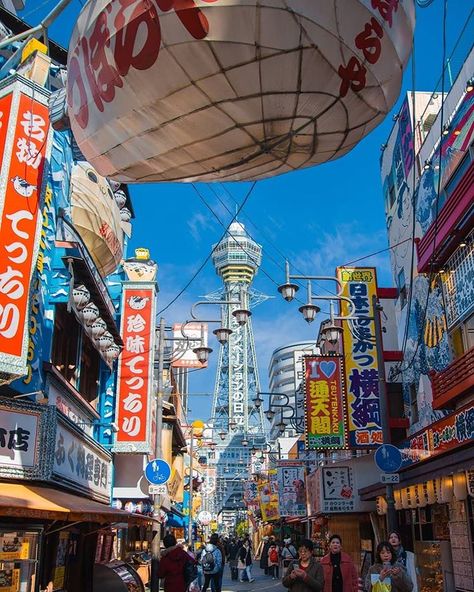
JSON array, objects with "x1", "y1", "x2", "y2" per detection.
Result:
[
  {"x1": 418, "y1": 483, "x2": 428, "y2": 508},
  {"x1": 98, "y1": 331, "x2": 114, "y2": 351},
  {"x1": 72, "y1": 284, "x2": 90, "y2": 310},
  {"x1": 376, "y1": 496, "x2": 387, "y2": 515},
  {"x1": 104, "y1": 343, "x2": 121, "y2": 362},
  {"x1": 453, "y1": 472, "x2": 468, "y2": 502},
  {"x1": 408, "y1": 485, "x2": 417, "y2": 508},
  {"x1": 426, "y1": 480, "x2": 436, "y2": 505},
  {"x1": 91, "y1": 317, "x2": 107, "y2": 339},
  {"x1": 394, "y1": 489, "x2": 402, "y2": 511},
  {"x1": 67, "y1": 0, "x2": 415, "y2": 183},
  {"x1": 114, "y1": 189, "x2": 127, "y2": 209},
  {"x1": 81, "y1": 302, "x2": 100, "y2": 325},
  {"x1": 401, "y1": 488, "x2": 410, "y2": 510},
  {"x1": 440, "y1": 476, "x2": 454, "y2": 504},
  {"x1": 120, "y1": 207, "x2": 132, "y2": 222}
]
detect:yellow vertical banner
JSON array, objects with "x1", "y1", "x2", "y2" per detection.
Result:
[{"x1": 337, "y1": 267, "x2": 383, "y2": 448}]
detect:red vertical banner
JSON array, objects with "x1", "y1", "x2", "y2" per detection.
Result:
[
  {"x1": 304, "y1": 355, "x2": 347, "y2": 450},
  {"x1": 0, "y1": 79, "x2": 51, "y2": 380},
  {"x1": 114, "y1": 285, "x2": 156, "y2": 452}
]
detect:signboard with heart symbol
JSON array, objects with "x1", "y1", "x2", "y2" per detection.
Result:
[{"x1": 304, "y1": 355, "x2": 347, "y2": 450}]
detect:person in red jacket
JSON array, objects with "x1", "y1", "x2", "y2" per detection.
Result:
[
  {"x1": 157, "y1": 533, "x2": 194, "y2": 592},
  {"x1": 320, "y1": 535, "x2": 358, "y2": 592}
]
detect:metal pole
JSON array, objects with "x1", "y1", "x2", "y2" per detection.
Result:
[
  {"x1": 188, "y1": 431, "x2": 194, "y2": 546},
  {"x1": 151, "y1": 317, "x2": 166, "y2": 592},
  {"x1": 372, "y1": 295, "x2": 397, "y2": 533}
]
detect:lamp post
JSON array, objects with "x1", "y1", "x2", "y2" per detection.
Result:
[{"x1": 278, "y1": 262, "x2": 397, "y2": 533}]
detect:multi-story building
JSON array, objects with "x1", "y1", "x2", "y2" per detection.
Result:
[{"x1": 372, "y1": 45, "x2": 474, "y2": 592}]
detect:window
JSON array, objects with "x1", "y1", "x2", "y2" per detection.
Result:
[
  {"x1": 51, "y1": 304, "x2": 80, "y2": 385},
  {"x1": 79, "y1": 332, "x2": 100, "y2": 405},
  {"x1": 388, "y1": 184, "x2": 396, "y2": 208},
  {"x1": 397, "y1": 269, "x2": 407, "y2": 309},
  {"x1": 409, "y1": 383, "x2": 419, "y2": 424}
]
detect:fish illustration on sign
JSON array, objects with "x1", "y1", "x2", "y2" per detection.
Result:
[{"x1": 11, "y1": 175, "x2": 36, "y2": 197}]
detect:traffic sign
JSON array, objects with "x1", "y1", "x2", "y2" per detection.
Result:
[
  {"x1": 380, "y1": 473, "x2": 400, "y2": 484},
  {"x1": 149, "y1": 484, "x2": 168, "y2": 495},
  {"x1": 145, "y1": 458, "x2": 171, "y2": 485},
  {"x1": 374, "y1": 444, "x2": 402, "y2": 473}
]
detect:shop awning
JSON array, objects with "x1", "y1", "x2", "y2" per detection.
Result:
[{"x1": 0, "y1": 483, "x2": 152, "y2": 524}]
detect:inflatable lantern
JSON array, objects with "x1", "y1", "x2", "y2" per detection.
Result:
[{"x1": 67, "y1": 0, "x2": 415, "y2": 183}]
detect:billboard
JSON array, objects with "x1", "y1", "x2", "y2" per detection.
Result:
[
  {"x1": 277, "y1": 461, "x2": 306, "y2": 517},
  {"x1": 114, "y1": 284, "x2": 156, "y2": 453},
  {"x1": 172, "y1": 322, "x2": 207, "y2": 368},
  {"x1": 304, "y1": 355, "x2": 347, "y2": 450},
  {"x1": 337, "y1": 267, "x2": 383, "y2": 448},
  {"x1": 0, "y1": 77, "x2": 51, "y2": 382}
]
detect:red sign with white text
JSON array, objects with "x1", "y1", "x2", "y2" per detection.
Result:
[
  {"x1": 115, "y1": 286, "x2": 155, "y2": 451},
  {"x1": 0, "y1": 85, "x2": 50, "y2": 379}
]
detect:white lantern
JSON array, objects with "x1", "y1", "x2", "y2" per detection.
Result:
[
  {"x1": 394, "y1": 489, "x2": 402, "y2": 511},
  {"x1": 72, "y1": 284, "x2": 90, "y2": 310},
  {"x1": 408, "y1": 485, "x2": 417, "y2": 508},
  {"x1": 91, "y1": 317, "x2": 107, "y2": 339},
  {"x1": 82, "y1": 302, "x2": 100, "y2": 325},
  {"x1": 67, "y1": 0, "x2": 415, "y2": 184},
  {"x1": 98, "y1": 331, "x2": 114, "y2": 351},
  {"x1": 426, "y1": 480, "x2": 436, "y2": 505},
  {"x1": 104, "y1": 343, "x2": 121, "y2": 362},
  {"x1": 440, "y1": 476, "x2": 454, "y2": 504},
  {"x1": 453, "y1": 473, "x2": 468, "y2": 502},
  {"x1": 376, "y1": 496, "x2": 387, "y2": 515},
  {"x1": 120, "y1": 207, "x2": 132, "y2": 222},
  {"x1": 401, "y1": 488, "x2": 410, "y2": 510},
  {"x1": 418, "y1": 483, "x2": 428, "y2": 508},
  {"x1": 114, "y1": 189, "x2": 127, "y2": 209}
]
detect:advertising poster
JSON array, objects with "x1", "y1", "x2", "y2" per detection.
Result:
[
  {"x1": 0, "y1": 534, "x2": 29, "y2": 561},
  {"x1": 277, "y1": 462, "x2": 306, "y2": 517},
  {"x1": 337, "y1": 267, "x2": 383, "y2": 448},
  {"x1": 321, "y1": 466, "x2": 355, "y2": 512},
  {"x1": 304, "y1": 355, "x2": 347, "y2": 449},
  {"x1": 0, "y1": 567, "x2": 19, "y2": 592},
  {"x1": 258, "y1": 481, "x2": 280, "y2": 522}
]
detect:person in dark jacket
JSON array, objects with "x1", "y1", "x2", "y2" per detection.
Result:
[
  {"x1": 282, "y1": 539, "x2": 324, "y2": 592},
  {"x1": 260, "y1": 537, "x2": 271, "y2": 575},
  {"x1": 365, "y1": 541, "x2": 413, "y2": 592},
  {"x1": 157, "y1": 533, "x2": 195, "y2": 592},
  {"x1": 228, "y1": 538, "x2": 240, "y2": 581},
  {"x1": 210, "y1": 534, "x2": 225, "y2": 592}
]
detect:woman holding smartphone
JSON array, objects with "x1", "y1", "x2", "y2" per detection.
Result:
[
  {"x1": 282, "y1": 539, "x2": 323, "y2": 592},
  {"x1": 365, "y1": 542, "x2": 413, "y2": 592}
]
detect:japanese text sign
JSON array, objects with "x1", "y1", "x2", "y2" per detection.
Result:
[
  {"x1": 337, "y1": 267, "x2": 383, "y2": 448},
  {"x1": 258, "y1": 479, "x2": 280, "y2": 522},
  {"x1": 277, "y1": 461, "x2": 306, "y2": 517},
  {"x1": 0, "y1": 78, "x2": 51, "y2": 381},
  {"x1": 115, "y1": 284, "x2": 156, "y2": 452},
  {"x1": 0, "y1": 407, "x2": 39, "y2": 469},
  {"x1": 172, "y1": 323, "x2": 207, "y2": 368},
  {"x1": 304, "y1": 355, "x2": 347, "y2": 450}
]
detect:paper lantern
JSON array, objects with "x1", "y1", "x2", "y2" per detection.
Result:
[
  {"x1": 82, "y1": 302, "x2": 100, "y2": 325},
  {"x1": 408, "y1": 485, "x2": 417, "y2": 508},
  {"x1": 440, "y1": 476, "x2": 453, "y2": 504},
  {"x1": 72, "y1": 284, "x2": 90, "y2": 310},
  {"x1": 453, "y1": 472, "x2": 468, "y2": 502},
  {"x1": 418, "y1": 483, "x2": 427, "y2": 508},
  {"x1": 98, "y1": 331, "x2": 114, "y2": 351},
  {"x1": 401, "y1": 488, "x2": 410, "y2": 510},
  {"x1": 426, "y1": 480, "x2": 436, "y2": 505},
  {"x1": 394, "y1": 489, "x2": 402, "y2": 511},
  {"x1": 67, "y1": 0, "x2": 415, "y2": 183},
  {"x1": 91, "y1": 317, "x2": 107, "y2": 339},
  {"x1": 376, "y1": 496, "x2": 387, "y2": 515}
]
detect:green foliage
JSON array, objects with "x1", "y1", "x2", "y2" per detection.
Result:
[{"x1": 235, "y1": 520, "x2": 248, "y2": 538}]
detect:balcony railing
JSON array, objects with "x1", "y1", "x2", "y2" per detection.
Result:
[{"x1": 431, "y1": 345, "x2": 474, "y2": 409}]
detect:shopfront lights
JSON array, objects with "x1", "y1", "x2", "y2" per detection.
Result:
[
  {"x1": 277, "y1": 282, "x2": 299, "y2": 302},
  {"x1": 213, "y1": 327, "x2": 232, "y2": 345},
  {"x1": 423, "y1": 159, "x2": 432, "y2": 171},
  {"x1": 298, "y1": 303, "x2": 320, "y2": 323},
  {"x1": 321, "y1": 323, "x2": 344, "y2": 345},
  {"x1": 232, "y1": 308, "x2": 251, "y2": 326},
  {"x1": 193, "y1": 345, "x2": 213, "y2": 364}
]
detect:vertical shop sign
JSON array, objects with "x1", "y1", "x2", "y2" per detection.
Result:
[
  {"x1": 114, "y1": 284, "x2": 156, "y2": 453},
  {"x1": 277, "y1": 461, "x2": 306, "y2": 517},
  {"x1": 0, "y1": 79, "x2": 51, "y2": 381},
  {"x1": 304, "y1": 355, "x2": 347, "y2": 450},
  {"x1": 337, "y1": 267, "x2": 382, "y2": 448}
]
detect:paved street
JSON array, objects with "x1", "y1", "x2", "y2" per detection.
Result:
[{"x1": 221, "y1": 566, "x2": 283, "y2": 592}]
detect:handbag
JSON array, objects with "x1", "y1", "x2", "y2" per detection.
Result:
[{"x1": 237, "y1": 560, "x2": 246, "y2": 570}]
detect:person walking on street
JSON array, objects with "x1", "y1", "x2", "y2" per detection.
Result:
[
  {"x1": 228, "y1": 538, "x2": 240, "y2": 581},
  {"x1": 200, "y1": 542, "x2": 223, "y2": 592},
  {"x1": 268, "y1": 542, "x2": 280, "y2": 579},
  {"x1": 238, "y1": 539, "x2": 254, "y2": 583},
  {"x1": 260, "y1": 536, "x2": 271, "y2": 575},
  {"x1": 365, "y1": 541, "x2": 413, "y2": 592},
  {"x1": 210, "y1": 534, "x2": 225, "y2": 592},
  {"x1": 388, "y1": 532, "x2": 418, "y2": 592},
  {"x1": 157, "y1": 534, "x2": 196, "y2": 592},
  {"x1": 320, "y1": 535, "x2": 358, "y2": 592},
  {"x1": 282, "y1": 539, "x2": 323, "y2": 592},
  {"x1": 282, "y1": 539, "x2": 298, "y2": 571}
]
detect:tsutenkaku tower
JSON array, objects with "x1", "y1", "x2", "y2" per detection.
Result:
[{"x1": 210, "y1": 222, "x2": 266, "y2": 436}]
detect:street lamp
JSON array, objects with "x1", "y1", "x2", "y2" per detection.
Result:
[{"x1": 278, "y1": 261, "x2": 397, "y2": 533}]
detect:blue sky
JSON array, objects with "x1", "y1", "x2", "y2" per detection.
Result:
[{"x1": 19, "y1": 1, "x2": 474, "y2": 419}]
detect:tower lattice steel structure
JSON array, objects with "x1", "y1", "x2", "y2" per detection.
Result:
[{"x1": 208, "y1": 222, "x2": 267, "y2": 513}]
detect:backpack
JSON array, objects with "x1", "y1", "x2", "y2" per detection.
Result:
[
  {"x1": 184, "y1": 560, "x2": 198, "y2": 586},
  {"x1": 201, "y1": 550, "x2": 216, "y2": 573},
  {"x1": 269, "y1": 548, "x2": 278, "y2": 563}
]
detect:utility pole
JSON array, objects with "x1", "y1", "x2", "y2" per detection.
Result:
[
  {"x1": 151, "y1": 317, "x2": 166, "y2": 592},
  {"x1": 373, "y1": 295, "x2": 397, "y2": 533}
]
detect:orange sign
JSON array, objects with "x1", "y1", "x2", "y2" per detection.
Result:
[
  {"x1": 115, "y1": 285, "x2": 156, "y2": 452},
  {"x1": 0, "y1": 80, "x2": 50, "y2": 380}
]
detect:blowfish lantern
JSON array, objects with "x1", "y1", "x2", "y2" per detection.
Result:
[{"x1": 67, "y1": 0, "x2": 415, "y2": 183}]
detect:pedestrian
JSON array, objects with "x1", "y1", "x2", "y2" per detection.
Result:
[
  {"x1": 282, "y1": 539, "x2": 298, "y2": 571},
  {"x1": 268, "y1": 542, "x2": 280, "y2": 579},
  {"x1": 320, "y1": 534, "x2": 358, "y2": 592},
  {"x1": 200, "y1": 541, "x2": 223, "y2": 592},
  {"x1": 238, "y1": 539, "x2": 254, "y2": 583},
  {"x1": 157, "y1": 533, "x2": 196, "y2": 592},
  {"x1": 365, "y1": 541, "x2": 413, "y2": 592},
  {"x1": 228, "y1": 538, "x2": 240, "y2": 581},
  {"x1": 282, "y1": 538, "x2": 324, "y2": 592},
  {"x1": 388, "y1": 532, "x2": 418, "y2": 592},
  {"x1": 260, "y1": 536, "x2": 271, "y2": 575},
  {"x1": 210, "y1": 534, "x2": 225, "y2": 592}
]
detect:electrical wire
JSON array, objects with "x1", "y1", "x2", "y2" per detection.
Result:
[
  {"x1": 156, "y1": 181, "x2": 257, "y2": 316},
  {"x1": 339, "y1": 238, "x2": 412, "y2": 268}
]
